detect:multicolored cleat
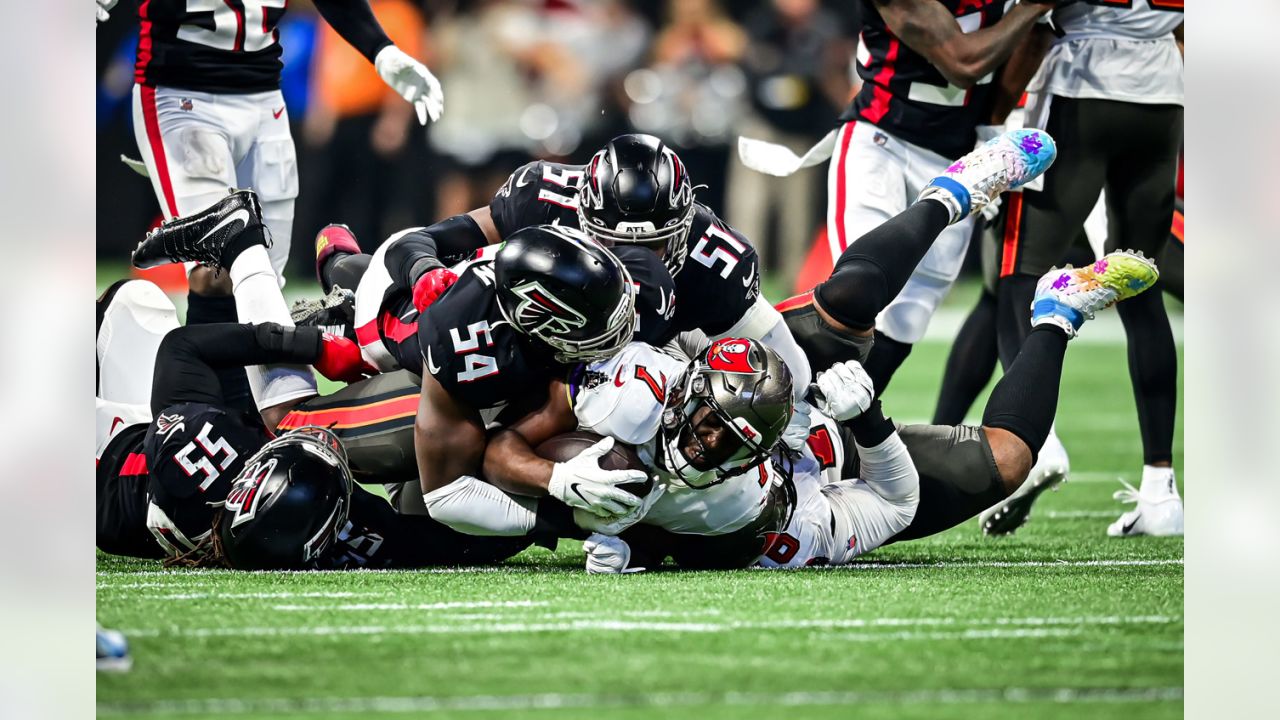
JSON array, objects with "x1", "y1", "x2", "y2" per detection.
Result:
[
  {"x1": 918, "y1": 128, "x2": 1057, "y2": 223},
  {"x1": 1031, "y1": 250, "x2": 1159, "y2": 338}
]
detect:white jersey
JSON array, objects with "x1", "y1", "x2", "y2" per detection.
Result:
[
  {"x1": 758, "y1": 410, "x2": 919, "y2": 569},
  {"x1": 1029, "y1": 0, "x2": 1183, "y2": 106},
  {"x1": 570, "y1": 342, "x2": 778, "y2": 536}
]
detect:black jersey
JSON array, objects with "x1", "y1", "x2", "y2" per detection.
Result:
[
  {"x1": 841, "y1": 0, "x2": 1011, "y2": 159},
  {"x1": 135, "y1": 0, "x2": 289, "y2": 93},
  {"x1": 489, "y1": 160, "x2": 760, "y2": 341},
  {"x1": 416, "y1": 257, "x2": 564, "y2": 416},
  {"x1": 144, "y1": 402, "x2": 271, "y2": 552}
]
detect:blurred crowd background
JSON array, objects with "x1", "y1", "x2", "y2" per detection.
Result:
[{"x1": 96, "y1": 0, "x2": 862, "y2": 284}]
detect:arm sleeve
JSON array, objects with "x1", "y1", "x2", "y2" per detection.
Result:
[
  {"x1": 714, "y1": 295, "x2": 813, "y2": 406},
  {"x1": 311, "y1": 0, "x2": 394, "y2": 62},
  {"x1": 383, "y1": 215, "x2": 490, "y2": 292},
  {"x1": 821, "y1": 431, "x2": 919, "y2": 561}
]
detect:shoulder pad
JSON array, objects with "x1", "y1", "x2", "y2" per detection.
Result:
[{"x1": 570, "y1": 344, "x2": 682, "y2": 446}]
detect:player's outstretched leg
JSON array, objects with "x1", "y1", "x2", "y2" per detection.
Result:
[
  {"x1": 792, "y1": 129, "x2": 1057, "y2": 376},
  {"x1": 978, "y1": 250, "x2": 1159, "y2": 535}
]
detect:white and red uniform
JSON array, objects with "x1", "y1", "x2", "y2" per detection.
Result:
[
  {"x1": 757, "y1": 411, "x2": 919, "y2": 568},
  {"x1": 570, "y1": 343, "x2": 780, "y2": 536},
  {"x1": 131, "y1": 0, "x2": 299, "y2": 279}
]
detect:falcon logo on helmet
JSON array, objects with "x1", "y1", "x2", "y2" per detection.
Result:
[
  {"x1": 509, "y1": 281, "x2": 589, "y2": 338},
  {"x1": 224, "y1": 458, "x2": 280, "y2": 528}
]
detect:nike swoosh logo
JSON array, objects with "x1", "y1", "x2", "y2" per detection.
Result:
[
  {"x1": 273, "y1": 107, "x2": 285, "y2": 119},
  {"x1": 742, "y1": 271, "x2": 755, "y2": 288},
  {"x1": 515, "y1": 167, "x2": 533, "y2": 188},
  {"x1": 570, "y1": 483, "x2": 590, "y2": 504},
  {"x1": 425, "y1": 346, "x2": 442, "y2": 375},
  {"x1": 1120, "y1": 514, "x2": 1140, "y2": 534},
  {"x1": 614, "y1": 367, "x2": 625, "y2": 387},
  {"x1": 110, "y1": 417, "x2": 124, "y2": 435},
  {"x1": 204, "y1": 209, "x2": 250, "y2": 246}
]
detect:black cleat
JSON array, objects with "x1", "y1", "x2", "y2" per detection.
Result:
[
  {"x1": 131, "y1": 189, "x2": 266, "y2": 269},
  {"x1": 291, "y1": 285, "x2": 357, "y2": 343}
]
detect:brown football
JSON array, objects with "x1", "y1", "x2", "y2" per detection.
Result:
[{"x1": 535, "y1": 431, "x2": 654, "y2": 497}]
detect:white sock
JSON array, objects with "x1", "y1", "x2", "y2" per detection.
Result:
[
  {"x1": 228, "y1": 244, "x2": 316, "y2": 410},
  {"x1": 423, "y1": 476, "x2": 538, "y2": 536},
  {"x1": 1140, "y1": 465, "x2": 1178, "y2": 498}
]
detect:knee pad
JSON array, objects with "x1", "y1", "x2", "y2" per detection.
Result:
[
  {"x1": 780, "y1": 301, "x2": 875, "y2": 374},
  {"x1": 815, "y1": 256, "x2": 889, "y2": 331},
  {"x1": 253, "y1": 322, "x2": 321, "y2": 362}
]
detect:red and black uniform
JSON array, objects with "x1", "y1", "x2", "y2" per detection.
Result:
[
  {"x1": 490, "y1": 160, "x2": 761, "y2": 339},
  {"x1": 134, "y1": 0, "x2": 393, "y2": 93},
  {"x1": 841, "y1": 0, "x2": 1012, "y2": 159}
]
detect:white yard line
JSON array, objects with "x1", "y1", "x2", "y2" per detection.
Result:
[
  {"x1": 1041, "y1": 510, "x2": 1121, "y2": 519},
  {"x1": 828, "y1": 628, "x2": 1081, "y2": 642},
  {"x1": 96, "y1": 686, "x2": 1183, "y2": 716},
  {"x1": 119, "y1": 614, "x2": 1178, "y2": 639},
  {"x1": 270, "y1": 600, "x2": 549, "y2": 611}
]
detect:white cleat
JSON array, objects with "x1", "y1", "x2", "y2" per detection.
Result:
[
  {"x1": 1107, "y1": 469, "x2": 1184, "y2": 537},
  {"x1": 980, "y1": 431, "x2": 1070, "y2": 536},
  {"x1": 918, "y1": 128, "x2": 1057, "y2": 223}
]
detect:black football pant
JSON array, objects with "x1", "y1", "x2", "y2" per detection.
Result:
[{"x1": 997, "y1": 98, "x2": 1182, "y2": 465}]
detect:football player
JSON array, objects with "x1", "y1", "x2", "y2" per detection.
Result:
[
  {"x1": 740, "y1": 0, "x2": 1057, "y2": 396},
  {"x1": 990, "y1": 1, "x2": 1185, "y2": 537},
  {"x1": 130, "y1": 192, "x2": 650, "y2": 535},
  {"x1": 314, "y1": 133, "x2": 817, "y2": 454},
  {"x1": 100, "y1": 195, "x2": 530, "y2": 569}
]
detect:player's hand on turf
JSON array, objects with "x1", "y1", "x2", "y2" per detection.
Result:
[
  {"x1": 814, "y1": 360, "x2": 875, "y2": 422},
  {"x1": 548, "y1": 437, "x2": 646, "y2": 518},
  {"x1": 584, "y1": 533, "x2": 645, "y2": 574},
  {"x1": 97, "y1": 0, "x2": 118, "y2": 23},
  {"x1": 374, "y1": 45, "x2": 444, "y2": 125},
  {"x1": 781, "y1": 400, "x2": 813, "y2": 452},
  {"x1": 412, "y1": 267, "x2": 459, "y2": 313},
  {"x1": 575, "y1": 481, "x2": 665, "y2": 537}
]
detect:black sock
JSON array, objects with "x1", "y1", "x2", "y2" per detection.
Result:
[
  {"x1": 185, "y1": 291, "x2": 253, "y2": 414},
  {"x1": 995, "y1": 273, "x2": 1038, "y2": 371},
  {"x1": 1117, "y1": 290, "x2": 1177, "y2": 465},
  {"x1": 982, "y1": 324, "x2": 1069, "y2": 459},
  {"x1": 321, "y1": 252, "x2": 371, "y2": 294},
  {"x1": 861, "y1": 330, "x2": 913, "y2": 399},
  {"x1": 933, "y1": 289, "x2": 999, "y2": 425},
  {"x1": 814, "y1": 200, "x2": 951, "y2": 329}
]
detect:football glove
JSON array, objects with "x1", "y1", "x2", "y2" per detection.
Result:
[
  {"x1": 97, "y1": 0, "x2": 118, "y2": 23},
  {"x1": 584, "y1": 533, "x2": 645, "y2": 574},
  {"x1": 412, "y1": 267, "x2": 458, "y2": 313},
  {"x1": 781, "y1": 400, "x2": 813, "y2": 452},
  {"x1": 574, "y1": 481, "x2": 665, "y2": 537},
  {"x1": 374, "y1": 45, "x2": 444, "y2": 125},
  {"x1": 548, "y1": 437, "x2": 646, "y2": 518},
  {"x1": 813, "y1": 360, "x2": 875, "y2": 422},
  {"x1": 314, "y1": 333, "x2": 373, "y2": 384}
]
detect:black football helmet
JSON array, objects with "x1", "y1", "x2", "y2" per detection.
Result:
[
  {"x1": 217, "y1": 427, "x2": 353, "y2": 570},
  {"x1": 495, "y1": 225, "x2": 636, "y2": 363},
  {"x1": 577, "y1": 134, "x2": 695, "y2": 276},
  {"x1": 658, "y1": 338, "x2": 794, "y2": 488}
]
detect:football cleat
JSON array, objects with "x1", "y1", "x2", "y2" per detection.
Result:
[
  {"x1": 1031, "y1": 250, "x2": 1159, "y2": 338},
  {"x1": 96, "y1": 625, "x2": 132, "y2": 672},
  {"x1": 1107, "y1": 470, "x2": 1184, "y2": 538},
  {"x1": 132, "y1": 189, "x2": 265, "y2": 269},
  {"x1": 918, "y1": 128, "x2": 1057, "y2": 223},
  {"x1": 979, "y1": 430, "x2": 1069, "y2": 536},
  {"x1": 314, "y1": 223, "x2": 361, "y2": 285},
  {"x1": 291, "y1": 286, "x2": 357, "y2": 343}
]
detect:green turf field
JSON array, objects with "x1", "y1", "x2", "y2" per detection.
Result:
[{"x1": 96, "y1": 320, "x2": 1184, "y2": 719}]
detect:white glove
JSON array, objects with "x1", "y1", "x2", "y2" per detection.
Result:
[
  {"x1": 547, "y1": 436, "x2": 646, "y2": 518},
  {"x1": 813, "y1": 360, "x2": 875, "y2": 422},
  {"x1": 584, "y1": 533, "x2": 645, "y2": 574},
  {"x1": 781, "y1": 400, "x2": 813, "y2": 452},
  {"x1": 574, "y1": 481, "x2": 665, "y2": 536},
  {"x1": 96, "y1": 0, "x2": 117, "y2": 23},
  {"x1": 374, "y1": 45, "x2": 444, "y2": 125}
]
